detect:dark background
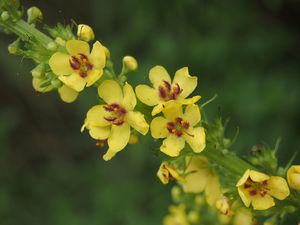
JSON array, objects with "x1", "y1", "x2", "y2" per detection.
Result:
[{"x1": 0, "y1": 0, "x2": 300, "y2": 224}]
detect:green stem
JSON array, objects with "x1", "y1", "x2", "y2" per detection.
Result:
[{"x1": 0, "y1": 18, "x2": 53, "y2": 47}]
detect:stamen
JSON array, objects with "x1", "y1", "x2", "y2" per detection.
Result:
[
  {"x1": 69, "y1": 53, "x2": 93, "y2": 78},
  {"x1": 104, "y1": 103, "x2": 127, "y2": 126},
  {"x1": 158, "y1": 80, "x2": 182, "y2": 101}
]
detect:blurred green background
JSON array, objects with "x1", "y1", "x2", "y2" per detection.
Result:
[{"x1": 0, "y1": 0, "x2": 300, "y2": 224}]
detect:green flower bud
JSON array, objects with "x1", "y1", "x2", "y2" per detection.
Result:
[
  {"x1": 8, "y1": 38, "x2": 20, "y2": 54},
  {"x1": 47, "y1": 42, "x2": 57, "y2": 51},
  {"x1": 27, "y1": 6, "x2": 43, "y2": 24},
  {"x1": 1, "y1": 11, "x2": 10, "y2": 21},
  {"x1": 51, "y1": 79, "x2": 62, "y2": 88},
  {"x1": 31, "y1": 63, "x2": 46, "y2": 78}
]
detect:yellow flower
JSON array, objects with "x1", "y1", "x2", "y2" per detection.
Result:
[
  {"x1": 233, "y1": 209, "x2": 253, "y2": 225},
  {"x1": 150, "y1": 102, "x2": 205, "y2": 157},
  {"x1": 287, "y1": 165, "x2": 300, "y2": 190},
  {"x1": 82, "y1": 80, "x2": 149, "y2": 160},
  {"x1": 136, "y1": 66, "x2": 200, "y2": 116},
  {"x1": 49, "y1": 40, "x2": 106, "y2": 92},
  {"x1": 123, "y1": 56, "x2": 138, "y2": 72},
  {"x1": 236, "y1": 169, "x2": 290, "y2": 210},
  {"x1": 77, "y1": 24, "x2": 95, "y2": 42},
  {"x1": 180, "y1": 156, "x2": 222, "y2": 206},
  {"x1": 163, "y1": 204, "x2": 189, "y2": 225},
  {"x1": 157, "y1": 162, "x2": 182, "y2": 184}
]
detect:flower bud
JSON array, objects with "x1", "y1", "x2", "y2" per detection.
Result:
[
  {"x1": 171, "y1": 186, "x2": 181, "y2": 202},
  {"x1": 287, "y1": 165, "x2": 300, "y2": 190},
  {"x1": 77, "y1": 24, "x2": 95, "y2": 42},
  {"x1": 188, "y1": 211, "x2": 200, "y2": 223},
  {"x1": 31, "y1": 63, "x2": 45, "y2": 78},
  {"x1": 1, "y1": 11, "x2": 10, "y2": 21},
  {"x1": 128, "y1": 134, "x2": 138, "y2": 144},
  {"x1": 122, "y1": 56, "x2": 138, "y2": 72},
  {"x1": 27, "y1": 7, "x2": 43, "y2": 24},
  {"x1": 47, "y1": 42, "x2": 57, "y2": 51},
  {"x1": 8, "y1": 38, "x2": 20, "y2": 54},
  {"x1": 216, "y1": 197, "x2": 230, "y2": 215}
]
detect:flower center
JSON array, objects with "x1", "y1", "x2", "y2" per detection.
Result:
[
  {"x1": 167, "y1": 117, "x2": 190, "y2": 137},
  {"x1": 243, "y1": 178, "x2": 270, "y2": 197},
  {"x1": 69, "y1": 53, "x2": 93, "y2": 78},
  {"x1": 158, "y1": 80, "x2": 182, "y2": 101},
  {"x1": 104, "y1": 103, "x2": 127, "y2": 126}
]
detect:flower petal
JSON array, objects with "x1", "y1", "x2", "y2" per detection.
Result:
[
  {"x1": 85, "y1": 69, "x2": 103, "y2": 87},
  {"x1": 179, "y1": 96, "x2": 201, "y2": 105},
  {"x1": 125, "y1": 111, "x2": 149, "y2": 135},
  {"x1": 66, "y1": 40, "x2": 90, "y2": 56},
  {"x1": 162, "y1": 101, "x2": 183, "y2": 121},
  {"x1": 205, "y1": 175, "x2": 222, "y2": 206},
  {"x1": 59, "y1": 73, "x2": 86, "y2": 92},
  {"x1": 149, "y1": 65, "x2": 171, "y2": 89},
  {"x1": 184, "y1": 127, "x2": 206, "y2": 153},
  {"x1": 251, "y1": 194, "x2": 275, "y2": 210},
  {"x1": 152, "y1": 103, "x2": 165, "y2": 116},
  {"x1": 122, "y1": 82, "x2": 136, "y2": 111},
  {"x1": 49, "y1": 52, "x2": 72, "y2": 76},
  {"x1": 107, "y1": 123, "x2": 130, "y2": 151},
  {"x1": 32, "y1": 78, "x2": 53, "y2": 93},
  {"x1": 98, "y1": 80, "x2": 123, "y2": 104},
  {"x1": 237, "y1": 169, "x2": 251, "y2": 187},
  {"x1": 173, "y1": 67, "x2": 197, "y2": 98},
  {"x1": 103, "y1": 148, "x2": 117, "y2": 161},
  {"x1": 238, "y1": 187, "x2": 251, "y2": 207},
  {"x1": 268, "y1": 176, "x2": 290, "y2": 200},
  {"x1": 181, "y1": 168, "x2": 209, "y2": 193},
  {"x1": 150, "y1": 116, "x2": 168, "y2": 138},
  {"x1": 58, "y1": 85, "x2": 79, "y2": 103},
  {"x1": 88, "y1": 125, "x2": 111, "y2": 140},
  {"x1": 183, "y1": 104, "x2": 201, "y2": 126},
  {"x1": 160, "y1": 135, "x2": 185, "y2": 157},
  {"x1": 89, "y1": 41, "x2": 106, "y2": 69},
  {"x1": 86, "y1": 105, "x2": 111, "y2": 127},
  {"x1": 249, "y1": 170, "x2": 270, "y2": 182},
  {"x1": 135, "y1": 85, "x2": 160, "y2": 106}
]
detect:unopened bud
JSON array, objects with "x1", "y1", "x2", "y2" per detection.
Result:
[
  {"x1": 188, "y1": 211, "x2": 200, "y2": 223},
  {"x1": 77, "y1": 24, "x2": 95, "y2": 42},
  {"x1": 122, "y1": 56, "x2": 138, "y2": 72},
  {"x1": 47, "y1": 42, "x2": 57, "y2": 51},
  {"x1": 216, "y1": 197, "x2": 230, "y2": 215},
  {"x1": 287, "y1": 165, "x2": 300, "y2": 190},
  {"x1": 8, "y1": 38, "x2": 20, "y2": 54},
  {"x1": 27, "y1": 7, "x2": 43, "y2": 24},
  {"x1": 1, "y1": 11, "x2": 10, "y2": 21},
  {"x1": 128, "y1": 134, "x2": 138, "y2": 144},
  {"x1": 31, "y1": 63, "x2": 46, "y2": 78},
  {"x1": 171, "y1": 186, "x2": 181, "y2": 202},
  {"x1": 55, "y1": 37, "x2": 66, "y2": 46}
]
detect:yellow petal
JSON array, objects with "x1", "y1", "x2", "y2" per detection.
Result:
[
  {"x1": 183, "y1": 104, "x2": 201, "y2": 126},
  {"x1": 173, "y1": 67, "x2": 197, "y2": 98},
  {"x1": 86, "y1": 105, "x2": 110, "y2": 127},
  {"x1": 181, "y1": 168, "x2": 209, "y2": 193},
  {"x1": 89, "y1": 41, "x2": 106, "y2": 69},
  {"x1": 85, "y1": 69, "x2": 103, "y2": 87},
  {"x1": 237, "y1": 169, "x2": 251, "y2": 187},
  {"x1": 49, "y1": 52, "x2": 72, "y2": 76},
  {"x1": 287, "y1": 165, "x2": 300, "y2": 190},
  {"x1": 58, "y1": 73, "x2": 86, "y2": 92},
  {"x1": 268, "y1": 176, "x2": 290, "y2": 200},
  {"x1": 162, "y1": 101, "x2": 183, "y2": 121},
  {"x1": 160, "y1": 135, "x2": 185, "y2": 157},
  {"x1": 98, "y1": 80, "x2": 123, "y2": 104},
  {"x1": 251, "y1": 194, "x2": 275, "y2": 210},
  {"x1": 152, "y1": 103, "x2": 165, "y2": 116},
  {"x1": 103, "y1": 148, "x2": 117, "y2": 161},
  {"x1": 205, "y1": 175, "x2": 222, "y2": 206},
  {"x1": 179, "y1": 95, "x2": 201, "y2": 105},
  {"x1": 122, "y1": 82, "x2": 136, "y2": 111},
  {"x1": 107, "y1": 123, "x2": 130, "y2": 151},
  {"x1": 149, "y1": 65, "x2": 171, "y2": 89},
  {"x1": 66, "y1": 40, "x2": 90, "y2": 56},
  {"x1": 184, "y1": 127, "x2": 206, "y2": 153},
  {"x1": 135, "y1": 85, "x2": 160, "y2": 106},
  {"x1": 125, "y1": 111, "x2": 149, "y2": 135},
  {"x1": 88, "y1": 125, "x2": 110, "y2": 140},
  {"x1": 238, "y1": 187, "x2": 251, "y2": 207},
  {"x1": 249, "y1": 170, "x2": 270, "y2": 182},
  {"x1": 58, "y1": 85, "x2": 79, "y2": 103},
  {"x1": 150, "y1": 116, "x2": 168, "y2": 138}
]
